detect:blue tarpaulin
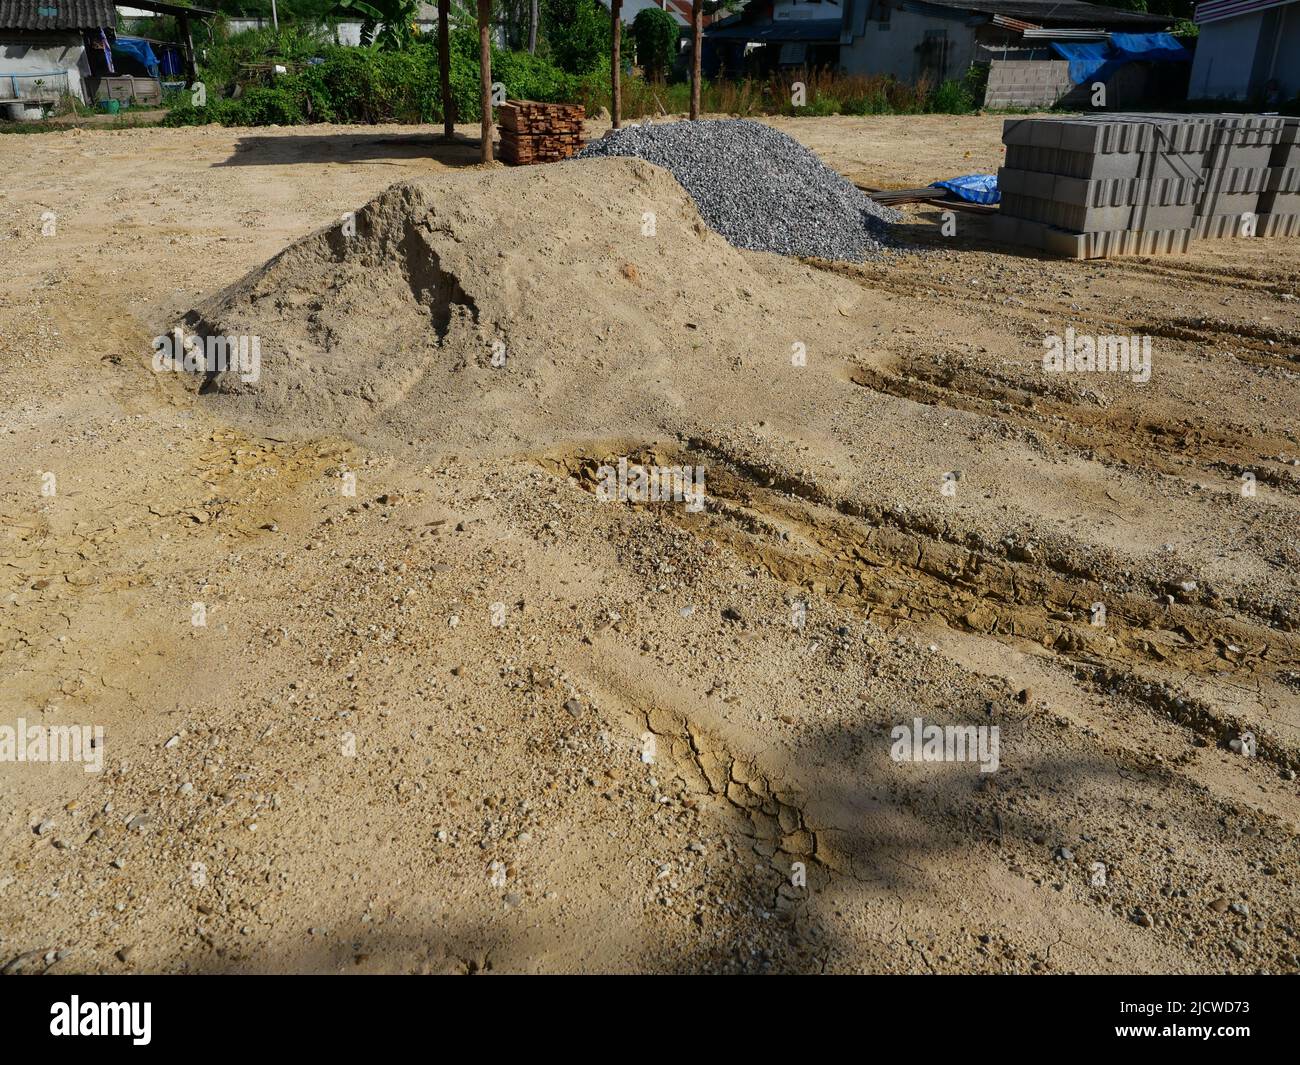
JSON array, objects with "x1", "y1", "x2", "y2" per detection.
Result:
[
  {"x1": 1111, "y1": 33, "x2": 1192, "y2": 64},
  {"x1": 1051, "y1": 33, "x2": 1191, "y2": 87},
  {"x1": 931, "y1": 174, "x2": 1000, "y2": 205},
  {"x1": 1051, "y1": 41, "x2": 1112, "y2": 86},
  {"x1": 110, "y1": 36, "x2": 160, "y2": 73},
  {"x1": 157, "y1": 44, "x2": 185, "y2": 77}
]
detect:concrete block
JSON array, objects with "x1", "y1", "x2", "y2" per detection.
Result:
[
  {"x1": 1049, "y1": 174, "x2": 1204, "y2": 208},
  {"x1": 1259, "y1": 213, "x2": 1300, "y2": 238},
  {"x1": 1131, "y1": 202, "x2": 1197, "y2": 231},
  {"x1": 1266, "y1": 166, "x2": 1300, "y2": 192},
  {"x1": 997, "y1": 167, "x2": 1055, "y2": 200},
  {"x1": 1258, "y1": 189, "x2": 1300, "y2": 215},
  {"x1": 988, "y1": 214, "x2": 1196, "y2": 259},
  {"x1": 1196, "y1": 214, "x2": 1259, "y2": 240}
]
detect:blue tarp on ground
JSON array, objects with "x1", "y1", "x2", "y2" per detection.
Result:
[
  {"x1": 931, "y1": 174, "x2": 1000, "y2": 205},
  {"x1": 1051, "y1": 33, "x2": 1191, "y2": 87}
]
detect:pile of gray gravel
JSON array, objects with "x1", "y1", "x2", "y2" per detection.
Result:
[{"x1": 577, "y1": 118, "x2": 900, "y2": 262}]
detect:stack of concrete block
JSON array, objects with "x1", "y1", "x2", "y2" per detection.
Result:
[
  {"x1": 1258, "y1": 119, "x2": 1300, "y2": 238},
  {"x1": 994, "y1": 113, "x2": 1300, "y2": 258}
]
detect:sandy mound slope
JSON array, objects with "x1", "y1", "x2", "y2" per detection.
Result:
[{"x1": 182, "y1": 157, "x2": 870, "y2": 453}]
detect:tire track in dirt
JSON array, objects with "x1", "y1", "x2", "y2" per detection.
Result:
[
  {"x1": 535, "y1": 442, "x2": 1300, "y2": 771},
  {"x1": 814, "y1": 257, "x2": 1300, "y2": 373},
  {"x1": 845, "y1": 362, "x2": 1300, "y2": 495}
]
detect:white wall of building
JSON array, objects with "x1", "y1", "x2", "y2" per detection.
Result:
[
  {"x1": 1188, "y1": 13, "x2": 1265, "y2": 98},
  {"x1": 770, "y1": 0, "x2": 841, "y2": 22},
  {"x1": 840, "y1": 10, "x2": 977, "y2": 83},
  {"x1": 0, "y1": 35, "x2": 89, "y2": 101},
  {"x1": 1189, "y1": 1, "x2": 1299, "y2": 101}
]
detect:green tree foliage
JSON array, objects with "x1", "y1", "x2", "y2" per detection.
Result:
[
  {"x1": 210, "y1": 0, "x2": 341, "y2": 20},
  {"x1": 540, "y1": 0, "x2": 609, "y2": 75},
  {"x1": 631, "y1": 7, "x2": 677, "y2": 81}
]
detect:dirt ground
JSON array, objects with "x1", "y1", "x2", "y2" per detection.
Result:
[{"x1": 1, "y1": 114, "x2": 1298, "y2": 975}]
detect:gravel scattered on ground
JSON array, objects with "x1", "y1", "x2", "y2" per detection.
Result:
[{"x1": 577, "y1": 118, "x2": 900, "y2": 261}]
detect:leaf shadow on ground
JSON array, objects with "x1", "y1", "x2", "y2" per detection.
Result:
[{"x1": 214, "y1": 133, "x2": 484, "y2": 170}]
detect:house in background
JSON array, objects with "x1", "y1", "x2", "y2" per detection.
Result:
[
  {"x1": 0, "y1": 0, "x2": 117, "y2": 105},
  {"x1": 706, "y1": 0, "x2": 1182, "y2": 109},
  {"x1": 597, "y1": 0, "x2": 692, "y2": 26},
  {"x1": 705, "y1": 1, "x2": 846, "y2": 75},
  {"x1": 837, "y1": 0, "x2": 1173, "y2": 88},
  {"x1": 1, "y1": 0, "x2": 208, "y2": 116},
  {"x1": 1188, "y1": 0, "x2": 1298, "y2": 104}
]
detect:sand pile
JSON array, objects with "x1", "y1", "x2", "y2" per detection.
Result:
[
  {"x1": 578, "y1": 119, "x2": 900, "y2": 261},
  {"x1": 181, "y1": 156, "x2": 871, "y2": 453}
]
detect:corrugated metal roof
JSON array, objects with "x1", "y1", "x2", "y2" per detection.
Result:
[
  {"x1": 991, "y1": 13, "x2": 1041, "y2": 30},
  {"x1": 0, "y1": 1, "x2": 118, "y2": 30},
  {"x1": 1195, "y1": 0, "x2": 1296, "y2": 24},
  {"x1": 1021, "y1": 26, "x2": 1112, "y2": 37},
  {"x1": 915, "y1": 0, "x2": 1171, "y2": 27},
  {"x1": 705, "y1": 17, "x2": 843, "y2": 42}
]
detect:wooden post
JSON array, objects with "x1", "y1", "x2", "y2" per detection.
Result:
[
  {"x1": 690, "y1": 0, "x2": 702, "y2": 120},
  {"x1": 439, "y1": 0, "x2": 453, "y2": 138},
  {"x1": 178, "y1": 13, "x2": 197, "y2": 87},
  {"x1": 611, "y1": 0, "x2": 622, "y2": 129},
  {"x1": 479, "y1": 0, "x2": 493, "y2": 163}
]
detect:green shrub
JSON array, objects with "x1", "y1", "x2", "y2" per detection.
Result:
[
  {"x1": 541, "y1": 0, "x2": 610, "y2": 75},
  {"x1": 927, "y1": 78, "x2": 973, "y2": 114},
  {"x1": 162, "y1": 85, "x2": 304, "y2": 127},
  {"x1": 632, "y1": 8, "x2": 678, "y2": 82}
]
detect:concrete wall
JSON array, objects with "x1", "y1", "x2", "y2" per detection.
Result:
[
  {"x1": 1278, "y1": 3, "x2": 1300, "y2": 100},
  {"x1": 984, "y1": 57, "x2": 1155, "y2": 109},
  {"x1": 1189, "y1": 13, "x2": 1265, "y2": 99},
  {"x1": 983, "y1": 59, "x2": 1073, "y2": 108},
  {"x1": 840, "y1": 9, "x2": 978, "y2": 84},
  {"x1": 218, "y1": 18, "x2": 373, "y2": 43},
  {"x1": 1189, "y1": 2, "x2": 1300, "y2": 102},
  {"x1": 0, "y1": 34, "x2": 88, "y2": 102}
]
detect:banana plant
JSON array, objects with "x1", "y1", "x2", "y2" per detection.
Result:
[{"x1": 337, "y1": 0, "x2": 421, "y2": 49}]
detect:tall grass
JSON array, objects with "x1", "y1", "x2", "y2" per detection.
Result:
[{"x1": 578, "y1": 67, "x2": 955, "y2": 119}]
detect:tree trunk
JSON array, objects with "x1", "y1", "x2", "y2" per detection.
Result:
[
  {"x1": 690, "y1": 0, "x2": 702, "y2": 120},
  {"x1": 479, "y1": 0, "x2": 493, "y2": 164},
  {"x1": 439, "y1": 0, "x2": 453, "y2": 139},
  {"x1": 529, "y1": 0, "x2": 537, "y2": 54},
  {"x1": 611, "y1": 0, "x2": 622, "y2": 129}
]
